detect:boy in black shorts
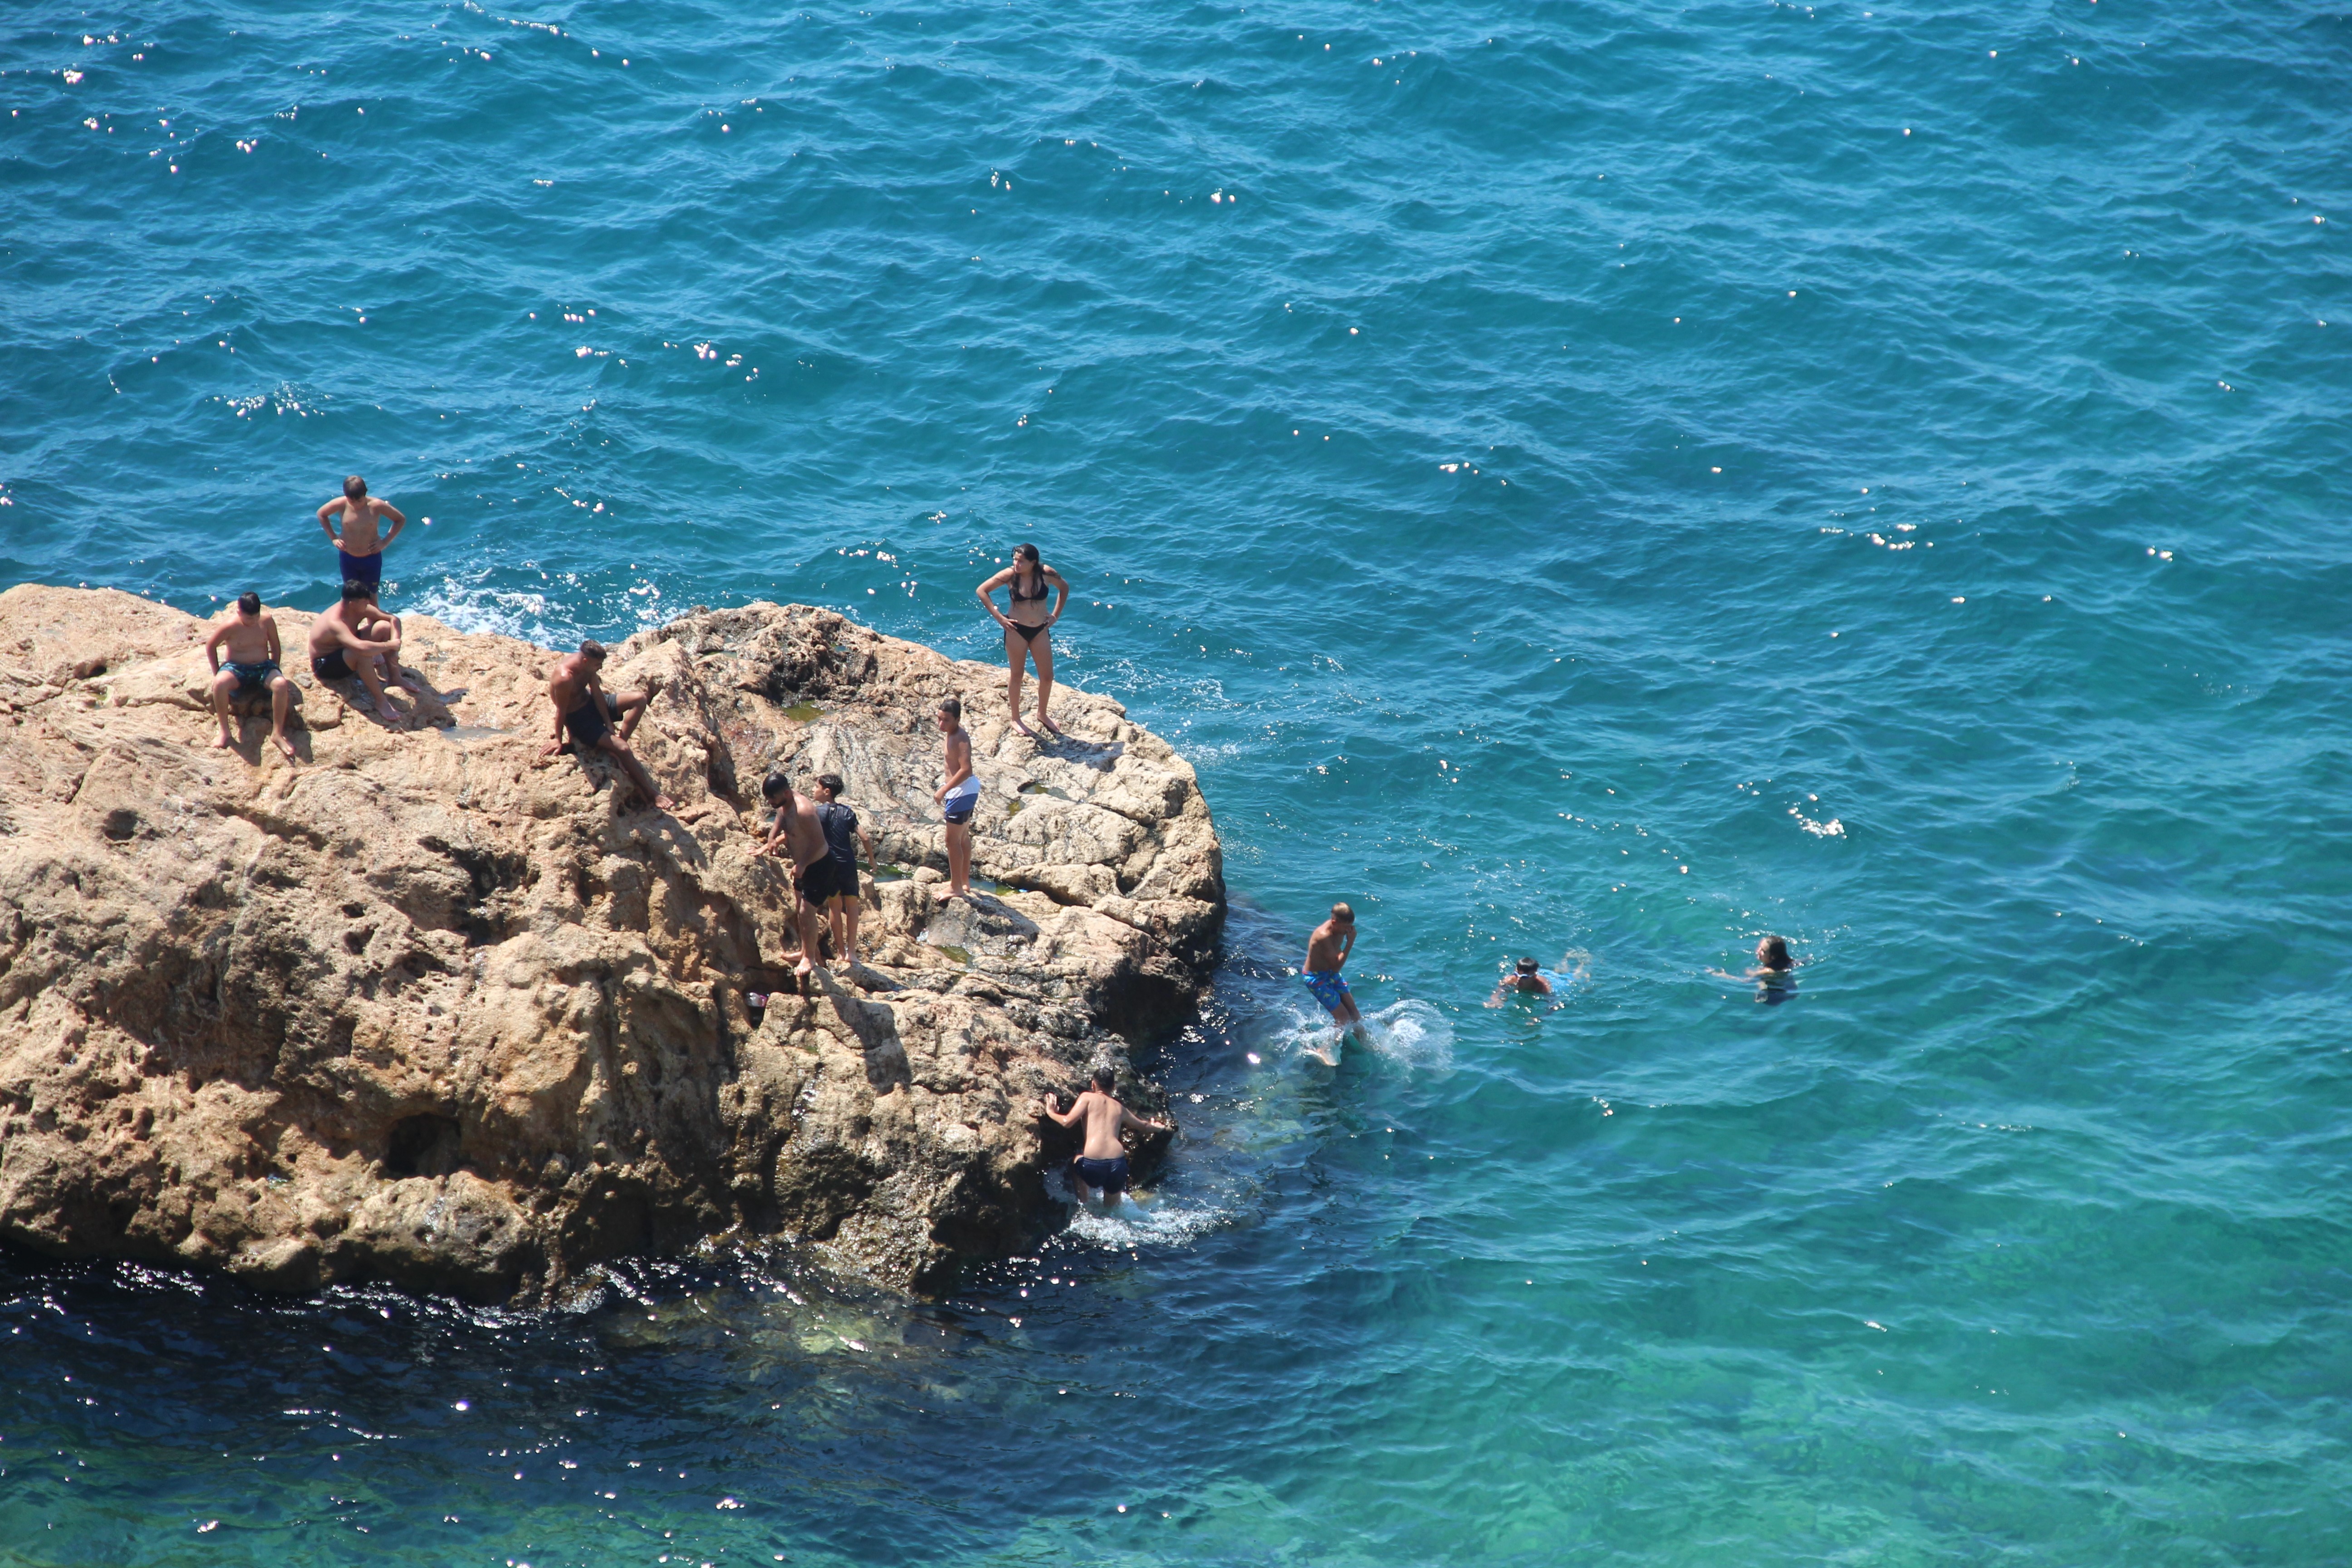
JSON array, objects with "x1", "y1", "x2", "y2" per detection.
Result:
[{"x1": 809, "y1": 773, "x2": 875, "y2": 968}]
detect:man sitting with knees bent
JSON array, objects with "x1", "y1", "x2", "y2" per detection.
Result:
[
  {"x1": 538, "y1": 639, "x2": 673, "y2": 812},
  {"x1": 205, "y1": 591, "x2": 298, "y2": 762}
]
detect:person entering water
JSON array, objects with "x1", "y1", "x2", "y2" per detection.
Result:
[
  {"x1": 1034, "y1": 1066, "x2": 1173, "y2": 1207},
  {"x1": 1303, "y1": 903, "x2": 1366, "y2": 1056},
  {"x1": 974, "y1": 542, "x2": 1068, "y2": 737}
]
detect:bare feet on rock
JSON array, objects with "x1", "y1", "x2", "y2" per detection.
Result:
[
  {"x1": 272, "y1": 733, "x2": 299, "y2": 764},
  {"x1": 372, "y1": 699, "x2": 401, "y2": 724},
  {"x1": 211, "y1": 730, "x2": 234, "y2": 750},
  {"x1": 1040, "y1": 714, "x2": 1063, "y2": 736}
]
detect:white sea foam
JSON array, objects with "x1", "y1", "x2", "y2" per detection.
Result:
[
  {"x1": 1275, "y1": 996, "x2": 1455, "y2": 1073},
  {"x1": 405, "y1": 568, "x2": 670, "y2": 650},
  {"x1": 1047, "y1": 1169, "x2": 1228, "y2": 1248},
  {"x1": 1357, "y1": 999, "x2": 1455, "y2": 1073}
]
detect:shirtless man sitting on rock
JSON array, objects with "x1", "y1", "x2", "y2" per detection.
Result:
[
  {"x1": 1035, "y1": 1066, "x2": 1174, "y2": 1208},
  {"x1": 307, "y1": 579, "x2": 406, "y2": 723},
  {"x1": 756, "y1": 770, "x2": 837, "y2": 978},
  {"x1": 538, "y1": 639, "x2": 673, "y2": 813},
  {"x1": 204, "y1": 590, "x2": 298, "y2": 762}
]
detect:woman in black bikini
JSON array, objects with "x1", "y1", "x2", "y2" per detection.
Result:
[{"x1": 974, "y1": 542, "x2": 1068, "y2": 736}]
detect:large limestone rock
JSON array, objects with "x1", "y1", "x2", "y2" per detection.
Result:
[{"x1": 0, "y1": 586, "x2": 1223, "y2": 1300}]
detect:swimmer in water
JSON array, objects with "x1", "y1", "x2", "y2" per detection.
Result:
[
  {"x1": 1711, "y1": 934, "x2": 1798, "y2": 1004},
  {"x1": 1034, "y1": 1065, "x2": 1173, "y2": 1207},
  {"x1": 1485, "y1": 956, "x2": 1555, "y2": 1007}
]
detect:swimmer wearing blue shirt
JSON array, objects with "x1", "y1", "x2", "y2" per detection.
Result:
[{"x1": 1035, "y1": 1066, "x2": 1173, "y2": 1207}]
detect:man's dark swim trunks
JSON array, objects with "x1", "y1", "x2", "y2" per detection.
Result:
[
  {"x1": 338, "y1": 548, "x2": 383, "y2": 587},
  {"x1": 311, "y1": 650, "x2": 353, "y2": 682},
  {"x1": 564, "y1": 693, "x2": 621, "y2": 747},
  {"x1": 796, "y1": 853, "x2": 855, "y2": 906},
  {"x1": 225, "y1": 659, "x2": 280, "y2": 694},
  {"x1": 1073, "y1": 1155, "x2": 1129, "y2": 1197}
]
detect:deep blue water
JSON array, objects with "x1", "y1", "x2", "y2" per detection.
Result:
[{"x1": 5, "y1": 0, "x2": 2352, "y2": 1561}]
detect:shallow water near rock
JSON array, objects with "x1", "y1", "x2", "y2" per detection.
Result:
[{"x1": 3, "y1": 0, "x2": 2349, "y2": 1562}]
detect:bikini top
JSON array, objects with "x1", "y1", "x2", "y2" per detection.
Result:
[{"x1": 1010, "y1": 568, "x2": 1049, "y2": 602}]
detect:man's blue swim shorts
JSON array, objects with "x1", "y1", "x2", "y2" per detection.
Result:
[{"x1": 1304, "y1": 970, "x2": 1351, "y2": 1013}]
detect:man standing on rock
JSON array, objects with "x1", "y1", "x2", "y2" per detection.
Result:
[
  {"x1": 1035, "y1": 1066, "x2": 1174, "y2": 1208},
  {"x1": 931, "y1": 696, "x2": 980, "y2": 900},
  {"x1": 758, "y1": 770, "x2": 837, "y2": 976},
  {"x1": 538, "y1": 640, "x2": 674, "y2": 812},
  {"x1": 308, "y1": 579, "x2": 406, "y2": 724},
  {"x1": 810, "y1": 773, "x2": 874, "y2": 970},
  {"x1": 315, "y1": 475, "x2": 405, "y2": 589},
  {"x1": 204, "y1": 591, "x2": 298, "y2": 763}
]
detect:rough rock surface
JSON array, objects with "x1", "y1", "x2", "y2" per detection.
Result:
[{"x1": 0, "y1": 586, "x2": 1223, "y2": 1300}]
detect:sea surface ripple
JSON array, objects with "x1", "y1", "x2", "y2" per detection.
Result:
[{"x1": 3, "y1": 0, "x2": 2349, "y2": 1562}]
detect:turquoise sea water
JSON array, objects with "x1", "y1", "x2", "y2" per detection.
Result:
[{"x1": 5, "y1": 0, "x2": 2351, "y2": 1561}]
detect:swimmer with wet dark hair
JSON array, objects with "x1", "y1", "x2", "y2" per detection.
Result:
[
  {"x1": 1711, "y1": 935, "x2": 1798, "y2": 1003},
  {"x1": 1485, "y1": 956, "x2": 1554, "y2": 1007}
]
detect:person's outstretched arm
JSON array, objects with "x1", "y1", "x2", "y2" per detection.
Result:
[
  {"x1": 1035, "y1": 1092, "x2": 1084, "y2": 1127},
  {"x1": 1119, "y1": 1103, "x2": 1173, "y2": 1136}
]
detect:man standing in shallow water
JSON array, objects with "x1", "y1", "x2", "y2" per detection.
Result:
[
  {"x1": 1303, "y1": 902, "x2": 1366, "y2": 1049},
  {"x1": 316, "y1": 475, "x2": 405, "y2": 589},
  {"x1": 1035, "y1": 1066, "x2": 1174, "y2": 1207}
]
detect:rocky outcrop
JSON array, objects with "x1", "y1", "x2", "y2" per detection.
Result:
[{"x1": 0, "y1": 586, "x2": 1223, "y2": 1300}]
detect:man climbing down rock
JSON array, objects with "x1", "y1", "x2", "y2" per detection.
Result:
[{"x1": 1035, "y1": 1066, "x2": 1175, "y2": 1208}]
